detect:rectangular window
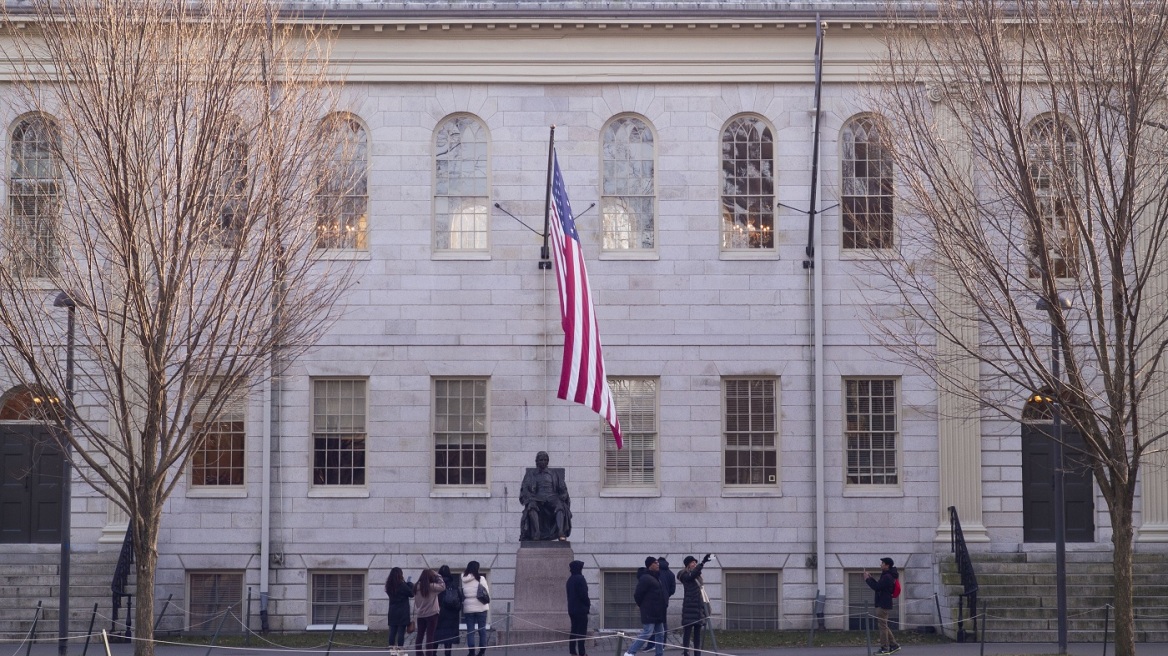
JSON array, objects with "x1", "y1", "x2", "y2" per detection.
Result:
[
  {"x1": 846, "y1": 570, "x2": 901, "y2": 630},
  {"x1": 845, "y1": 378, "x2": 899, "y2": 486},
  {"x1": 603, "y1": 377, "x2": 658, "y2": 487},
  {"x1": 723, "y1": 378, "x2": 779, "y2": 487},
  {"x1": 191, "y1": 382, "x2": 246, "y2": 487},
  {"x1": 188, "y1": 571, "x2": 244, "y2": 633},
  {"x1": 433, "y1": 378, "x2": 488, "y2": 486},
  {"x1": 312, "y1": 378, "x2": 367, "y2": 486},
  {"x1": 724, "y1": 571, "x2": 780, "y2": 630},
  {"x1": 601, "y1": 570, "x2": 640, "y2": 630},
  {"x1": 310, "y1": 571, "x2": 366, "y2": 626}
]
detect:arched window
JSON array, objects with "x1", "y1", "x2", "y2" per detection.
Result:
[
  {"x1": 601, "y1": 115, "x2": 656, "y2": 252},
  {"x1": 1027, "y1": 115, "x2": 1078, "y2": 279},
  {"x1": 8, "y1": 115, "x2": 62, "y2": 277},
  {"x1": 208, "y1": 118, "x2": 248, "y2": 247},
  {"x1": 434, "y1": 115, "x2": 489, "y2": 252},
  {"x1": 0, "y1": 385, "x2": 60, "y2": 421},
  {"x1": 315, "y1": 113, "x2": 368, "y2": 250},
  {"x1": 841, "y1": 114, "x2": 894, "y2": 250},
  {"x1": 720, "y1": 115, "x2": 774, "y2": 251}
]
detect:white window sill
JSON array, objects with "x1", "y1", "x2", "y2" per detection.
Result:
[
  {"x1": 842, "y1": 485, "x2": 903, "y2": 498},
  {"x1": 307, "y1": 624, "x2": 367, "y2": 632},
  {"x1": 719, "y1": 249, "x2": 779, "y2": 261},
  {"x1": 315, "y1": 249, "x2": 371, "y2": 261},
  {"x1": 186, "y1": 487, "x2": 247, "y2": 499},
  {"x1": 839, "y1": 248, "x2": 893, "y2": 261},
  {"x1": 599, "y1": 251, "x2": 659, "y2": 261},
  {"x1": 599, "y1": 487, "x2": 661, "y2": 498},
  {"x1": 430, "y1": 488, "x2": 491, "y2": 498},
  {"x1": 308, "y1": 486, "x2": 370, "y2": 498},
  {"x1": 721, "y1": 487, "x2": 782, "y2": 498},
  {"x1": 431, "y1": 250, "x2": 491, "y2": 261}
]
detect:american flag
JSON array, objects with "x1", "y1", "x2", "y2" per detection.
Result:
[{"x1": 547, "y1": 152, "x2": 623, "y2": 449}]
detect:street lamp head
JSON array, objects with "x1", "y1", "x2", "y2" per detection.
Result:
[{"x1": 53, "y1": 292, "x2": 76, "y2": 309}]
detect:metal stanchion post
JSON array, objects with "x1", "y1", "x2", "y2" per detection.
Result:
[{"x1": 82, "y1": 603, "x2": 98, "y2": 656}]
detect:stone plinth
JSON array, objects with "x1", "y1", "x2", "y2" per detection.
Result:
[{"x1": 503, "y1": 541, "x2": 574, "y2": 645}]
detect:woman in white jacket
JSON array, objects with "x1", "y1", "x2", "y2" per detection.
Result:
[{"x1": 461, "y1": 560, "x2": 490, "y2": 656}]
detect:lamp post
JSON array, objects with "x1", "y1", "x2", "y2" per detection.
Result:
[
  {"x1": 1037, "y1": 293, "x2": 1071, "y2": 655},
  {"x1": 53, "y1": 291, "x2": 76, "y2": 656}
]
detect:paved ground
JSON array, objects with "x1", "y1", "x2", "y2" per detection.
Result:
[{"x1": 8, "y1": 639, "x2": 1163, "y2": 656}]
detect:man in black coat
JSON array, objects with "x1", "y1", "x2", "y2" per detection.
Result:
[
  {"x1": 566, "y1": 560, "x2": 591, "y2": 656},
  {"x1": 864, "y1": 557, "x2": 901, "y2": 655},
  {"x1": 622, "y1": 557, "x2": 666, "y2": 656}
]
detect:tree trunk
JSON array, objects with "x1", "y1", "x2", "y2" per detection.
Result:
[
  {"x1": 1110, "y1": 501, "x2": 1136, "y2": 656},
  {"x1": 133, "y1": 515, "x2": 159, "y2": 656}
]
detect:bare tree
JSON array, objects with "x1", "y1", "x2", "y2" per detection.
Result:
[
  {"x1": 874, "y1": 1, "x2": 1168, "y2": 654},
  {"x1": 0, "y1": 0, "x2": 354, "y2": 653}
]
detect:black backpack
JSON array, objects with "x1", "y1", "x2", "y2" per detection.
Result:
[{"x1": 441, "y1": 579, "x2": 463, "y2": 612}]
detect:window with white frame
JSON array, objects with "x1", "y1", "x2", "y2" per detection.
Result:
[
  {"x1": 315, "y1": 113, "x2": 368, "y2": 250},
  {"x1": 312, "y1": 378, "x2": 367, "y2": 486},
  {"x1": 841, "y1": 114, "x2": 893, "y2": 250},
  {"x1": 1027, "y1": 115, "x2": 1078, "y2": 279},
  {"x1": 845, "y1": 378, "x2": 899, "y2": 486},
  {"x1": 720, "y1": 115, "x2": 774, "y2": 251},
  {"x1": 723, "y1": 378, "x2": 779, "y2": 487},
  {"x1": 724, "y1": 571, "x2": 781, "y2": 629},
  {"x1": 310, "y1": 571, "x2": 365, "y2": 626},
  {"x1": 601, "y1": 570, "x2": 639, "y2": 629},
  {"x1": 434, "y1": 115, "x2": 489, "y2": 252},
  {"x1": 188, "y1": 571, "x2": 244, "y2": 633},
  {"x1": 433, "y1": 378, "x2": 488, "y2": 486},
  {"x1": 191, "y1": 381, "x2": 246, "y2": 487},
  {"x1": 601, "y1": 115, "x2": 655, "y2": 251},
  {"x1": 8, "y1": 114, "x2": 62, "y2": 278},
  {"x1": 603, "y1": 377, "x2": 657, "y2": 488}
]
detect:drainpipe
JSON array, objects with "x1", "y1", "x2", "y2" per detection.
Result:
[{"x1": 260, "y1": 368, "x2": 272, "y2": 631}]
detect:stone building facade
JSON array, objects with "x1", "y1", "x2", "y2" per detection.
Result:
[{"x1": 3, "y1": 0, "x2": 1168, "y2": 639}]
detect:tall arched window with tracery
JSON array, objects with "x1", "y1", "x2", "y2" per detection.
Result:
[
  {"x1": 434, "y1": 115, "x2": 489, "y2": 253},
  {"x1": 1027, "y1": 115, "x2": 1079, "y2": 279},
  {"x1": 720, "y1": 115, "x2": 774, "y2": 251},
  {"x1": 315, "y1": 113, "x2": 368, "y2": 250},
  {"x1": 841, "y1": 114, "x2": 894, "y2": 250},
  {"x1": 601, "y1": 115, "x2": 656, "y2": 252},
  {"x1": 8, "y1": 115, "x2": 62, "y2": 278}
]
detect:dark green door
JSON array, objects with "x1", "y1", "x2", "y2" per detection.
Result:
[
  {"x1": 1022, "y1": 423, "x2": 1094, "y2": 543},
  {"x1": 0, "y1": 424, "x2": 63, "y2": 543}
]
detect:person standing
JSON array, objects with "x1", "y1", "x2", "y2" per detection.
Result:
[
  {"x1": 566, "y1": 560, "x2": 591, "y2": 656},
  {"x1": 864, "y1": 557, "x2": 900, "y2": 655},
  {"x1": 656, "y1": 557, "x2": 676, "y2": 636},
  {"x1": 623, "y1": 557, "x2": 666, "y2": 656},
  {"x1": 414, "y1": 568, "x2": 447, "y2": 656},
  {"x1": 386, "y1": 567, "x2": 415, "y2": 649},
  {"x1": 435, "y1": 565, "x2": 463, "y2": 656},
  {"x1": 461, "y1": 560, "x2": 491, "y2": 656},
  {"x1": 677, "y1": 555, "x2": 712, "y2": 656}
]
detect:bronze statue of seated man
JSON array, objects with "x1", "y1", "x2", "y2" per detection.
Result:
[{"x1": 519, "y1": 451, "x2": 572, "y2": 541}]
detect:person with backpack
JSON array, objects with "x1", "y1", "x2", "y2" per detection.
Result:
[
  {"x1": 864, "y1": 557, "x2": 901, "y2": 655},
  {"x1": 435, "y1": 565, "x2": 463, "y2": 656},
  {"x1": 414, "y1": 568, "x2": 447, "y2": 656},
  {"x1": 385, "y1": 567, "x2": 415, "y2": 649},
  {"x1": 622, "y1": 557, "x2": 667, "y2": 656},
  {"x1": 460, "y1": 560, "x2": 490, "y2": 656}
]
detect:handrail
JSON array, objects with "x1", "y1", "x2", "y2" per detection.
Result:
[
  {"x1": 110, "y1": 522, "x2": 135, "y2": 640},
  {"x1": 949, "y1": 506, "x2": 979, "y2": 643}
]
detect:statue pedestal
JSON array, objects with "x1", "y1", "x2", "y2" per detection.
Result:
[{"x1": 504, "y1": 541, "x2": 575, "y2": 645}]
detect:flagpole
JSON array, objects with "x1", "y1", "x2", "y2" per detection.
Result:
[{"x1": 539, "y1": 125, "x2": 555, "y2": 270}]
